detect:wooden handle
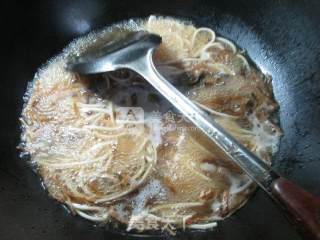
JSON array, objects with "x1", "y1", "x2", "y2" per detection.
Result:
[{"x1": 271, "y1": 177, "x2": 320, "y2": 240}]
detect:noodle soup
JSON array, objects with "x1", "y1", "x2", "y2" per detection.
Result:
[{"x1": 19, "y1": 16, "x2": 281, "y2": 233}]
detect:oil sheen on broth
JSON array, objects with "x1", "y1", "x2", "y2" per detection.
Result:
[{"x1": 20, "y1": 16, "x2": 282, "y2": 232}]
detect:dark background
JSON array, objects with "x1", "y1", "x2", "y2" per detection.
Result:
[{"x1": 1, "y1": 0, "x2": 320, "y2": 239}]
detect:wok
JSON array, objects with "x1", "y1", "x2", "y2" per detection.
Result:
[{"x1": 1, "y1": 0, "x2": 320, "y2": 239}]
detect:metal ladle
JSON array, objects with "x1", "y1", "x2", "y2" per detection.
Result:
[{"x1": 66, "y1": 31, "x2": 320, "y2": 240}]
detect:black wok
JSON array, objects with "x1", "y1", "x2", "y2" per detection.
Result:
[{"x1": 1, "y1": 0, "x2": 320, "y2": 239}]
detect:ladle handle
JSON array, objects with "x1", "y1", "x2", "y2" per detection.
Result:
[{"x1": 271, "y1": 177, "x2": 320, "y2": 240}]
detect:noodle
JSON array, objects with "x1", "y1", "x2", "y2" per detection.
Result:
[{"x1": 216, "y1": 36, "x2": 237, "y2": 53}]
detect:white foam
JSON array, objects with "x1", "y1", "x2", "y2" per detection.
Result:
[
  {"x1": 248, "y1": 113, "x2": 281, "y2": 156},
  {"x1": 131, "y1": 179, "x2": 167, "y2": 215},
  {"x1": 200, "y1": 162, "x2": 216, "y2": 172}
]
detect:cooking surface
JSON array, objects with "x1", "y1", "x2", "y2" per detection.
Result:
[{"x1": 2, "y1": 0, "x2": 320, "y2": 239}]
